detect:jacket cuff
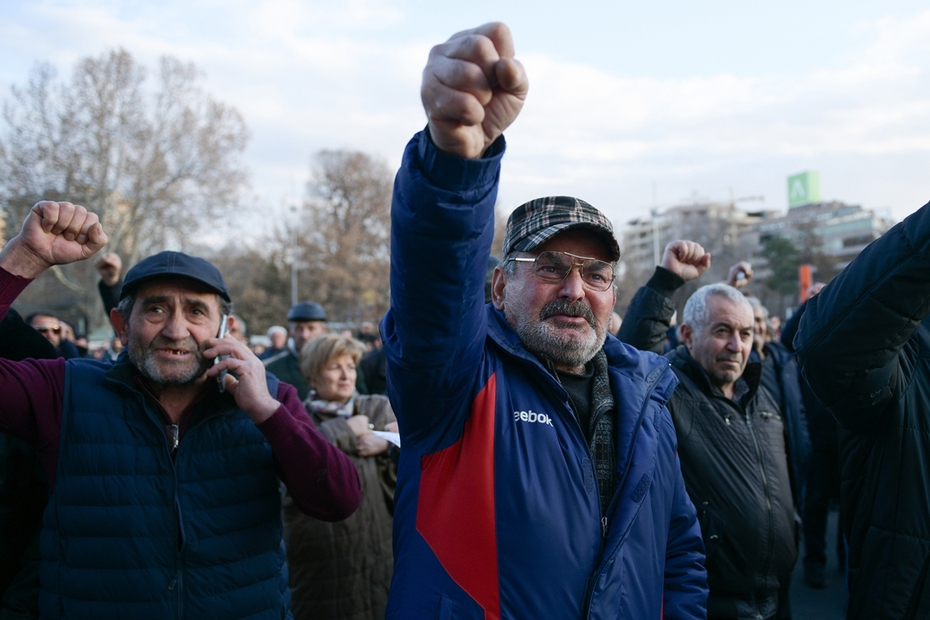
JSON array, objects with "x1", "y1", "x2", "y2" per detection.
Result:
[
  {"x1": 0, "y1": 267, "x2": 33, "y2": 321},
  {"x1": 415, "y1": 126, "x2": 505, "y2": 192},
  {"x1": 646, "y1": 266, "x2": 686, "y2": 298}
]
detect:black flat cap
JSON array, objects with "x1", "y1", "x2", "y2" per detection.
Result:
[
  {"x1": 120, "y1": 251, "x2": 231, "y2": 302},
  {"x1": 287, "y1": 301, "x2": 327, "y2": 322}
]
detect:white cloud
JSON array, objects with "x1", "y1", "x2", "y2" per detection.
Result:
[{"x1": 1, "y1": 1, "x2": 928, "y2": 228}]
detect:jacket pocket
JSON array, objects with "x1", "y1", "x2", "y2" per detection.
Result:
[
  {"x1": 905, "y1": 551, "x2": 930, "y2": 618},
  {"x1": 698, "y1": 500, "x2": 723, "y2": 562}
]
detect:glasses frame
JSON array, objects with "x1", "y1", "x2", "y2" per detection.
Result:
[{"x1": 508, "y1": 250, "x2": 616, "y2": 292}]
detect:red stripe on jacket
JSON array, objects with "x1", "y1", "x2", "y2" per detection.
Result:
[{"x1": 416, "y1": 373, "x2": 500, "y2": 620}]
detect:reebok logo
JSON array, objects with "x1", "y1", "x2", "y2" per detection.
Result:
[{"x1": 513, "y1": 410, "x2": 554, "y2": 427}]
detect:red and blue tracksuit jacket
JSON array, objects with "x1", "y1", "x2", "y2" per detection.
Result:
[{"x1": 383, "y1": 130, "x2": 707, "y2": 620}]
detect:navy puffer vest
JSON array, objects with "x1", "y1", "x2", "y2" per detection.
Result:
[{"x1": 38, "y1": 357, "x2": 291, "y2": 619}]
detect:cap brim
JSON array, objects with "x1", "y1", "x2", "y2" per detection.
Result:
[{"x1": 512, "y1": 222, "x2": 621, "y2": 261}]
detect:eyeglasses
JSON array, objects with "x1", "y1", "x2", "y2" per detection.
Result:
[
  {"x1": 508, "y1": 251, "x2": 616, "y2": 292},
  {"x1": 35, "y1": 325, "x2": 61, "y2": 333}
]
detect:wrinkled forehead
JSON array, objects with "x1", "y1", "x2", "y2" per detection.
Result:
[
  {"x1": 131, "y1": 278, "x2": 222, "y2": 314},
  {"x1": 30, "y1": 314, "x2": 60, "y2": 325},
  {"x1": 707, "y1": 294, "x2": 754, "y2": 326}
]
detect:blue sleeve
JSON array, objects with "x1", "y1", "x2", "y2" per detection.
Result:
[{"x1": 382, "y1": 130, "x2": 505, "y2": 451}]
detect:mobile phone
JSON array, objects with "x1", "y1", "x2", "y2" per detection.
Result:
[{"x1": 216, "y1": 314, "x2": 229, "y2": 392}]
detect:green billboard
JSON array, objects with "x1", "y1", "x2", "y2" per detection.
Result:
[{"x1": 788, "y1": 171, "x2": 820, "y2": 208}]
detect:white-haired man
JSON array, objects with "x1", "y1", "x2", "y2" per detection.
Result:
[{"x1": 620, "y1": 240, "x2": 797, "y2": 620}]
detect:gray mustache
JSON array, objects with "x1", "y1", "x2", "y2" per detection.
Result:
[{"x1": 539, "y1": 300, "x2": 595, "y2": 328}]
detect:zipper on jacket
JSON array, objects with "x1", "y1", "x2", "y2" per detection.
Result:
[
  {"x1": 745, "y1": 412, "x2": 777, "y2": 596},
  {"x1": 541, "y1": 358, "x2": 606, "y2": 534},
  {"x1": 167, "y1": 424, "x2": 179, "y2": 454},
  {"x1": 583, "y1": 366, "x2": 667, "y2": 618}
]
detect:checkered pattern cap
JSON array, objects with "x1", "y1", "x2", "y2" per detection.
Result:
[{"x1": 502, "y1": 196, "x2": 621, "y2": 261}]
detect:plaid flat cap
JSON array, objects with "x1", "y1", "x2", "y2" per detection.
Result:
[{"x1": 502, "y1": 196, "x2": 621, "y2": 261}]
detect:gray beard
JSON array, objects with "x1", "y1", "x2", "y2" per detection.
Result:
[
  {"x1": 128, "y1": 336, "x2": 210, "y2": 386},
  {"x1": 511, "y1": 299, "x2": 606, "y2": 369}
]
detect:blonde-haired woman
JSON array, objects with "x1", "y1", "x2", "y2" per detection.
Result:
[{"x1": 282, "y1": 333, "x2": 397, "y2": 620}]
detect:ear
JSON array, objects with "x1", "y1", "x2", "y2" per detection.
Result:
[
  {"x1": 491, "y1": 266, "x2": 507, "y2": 310},
  {"x1": 109, "y1": 308, "x2": 130, "y2": 347},
  {"x1": 679, "y1": 323, "x2": 693, "y2": 350}
]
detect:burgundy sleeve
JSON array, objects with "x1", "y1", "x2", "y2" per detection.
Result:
[
  {"x1": 256, "y1": 381, "x2": 362, "y2": 521},
  {"x1": 0, "y1": 266, "x2": 66, "y2": 486}
]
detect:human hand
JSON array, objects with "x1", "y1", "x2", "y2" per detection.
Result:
[
  {"x1": 94, "y1": 253, "x2": 123, "y2": 286},
  {"x1": 384, "y1": 421, "x2": 398, "y2": 433},
  {"x1": 346, "y1": 415, "x2": 372, "y2": 438},
  {"x1": 421, "y1": 22, "x2": 529, "y2": 159},
  {"x1": 660, "y1": 240, "x2": 711, "y2": 282},
  {"x1": 357, "y1": 433, "x2": 389, "y2": 457},
  {"x1": 726, "y1": 261, "x2": 754, "y2": 289},
  {"x1": 0, "y1": 201, "x2": 107, "y2": 278},
  {"x1": 205, "y1": 331, "x2": 280, "y2": 424},
  {"x1": 59, "y1": 322, "x2": 76, "y2": 342}
]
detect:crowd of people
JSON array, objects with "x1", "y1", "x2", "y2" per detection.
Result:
[{"x1": 1, "y1": 20, "x2": 928, "y2": 620}]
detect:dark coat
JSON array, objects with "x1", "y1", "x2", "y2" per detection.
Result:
[
  {"x1": 754, "y1": 341, "x2": 812, "y2": 504},
  {"x1": 283, "y1": 395, "x2": 396, "y2": 620},
  {"x1": 795, "y1": 200, "x2": 930, "y2": 619},
  {"x1": 620, "y1": 269, "x2": 798, "y2": 619},
  {"x1": 781, "y1": 302, "x2": 837, "y2": 454},
  {"x1": 265, "y1": 350, "x2": 311, "y2": 400},
  {"x1": 0, "y1": 308, "x2": 55, "y2": 620}
]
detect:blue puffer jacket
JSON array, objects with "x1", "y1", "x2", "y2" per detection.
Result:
[
  {"x1": 38, "y1": 357, "x2": 291, "y2": 620},
  {"x1": 383, "y1": 131, "x2": 707, "y2": 620}
]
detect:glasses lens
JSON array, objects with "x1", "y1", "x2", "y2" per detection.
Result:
[
  {"x1": 533, "y1": 252, "x2": 571, "y2": 283},
  {"x1": 37, "y1": 325, "x2": 61, "y2": 333},
  {"x1": 581, "y1": 259, "x2": 614, "y2": 291}
]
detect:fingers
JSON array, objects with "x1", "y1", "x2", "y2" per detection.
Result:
[
  {"x1": 727, "y1": 261, "x2": 753, "y2": 288},
  {"x1": 205, "y1": 334, "x2": 252, "y2": 363},
  {"x1": 664, "y1": 240, "x2": 708, "y2": 266},
  {"x1": 495, "y1": 56, "x2": 528, "y2": 99},
  {"x1": 423, "y1": 31, "x2": 503, "y2": 124},
  {"x1": 421, "y1": 22, "x2": 526, "y2": 159},
  {"x1": 346, "y1": 415, "x2": 372, "y2": 437},
  {"x1": 447, "y1": 22, "x2": 515, "y2": 59},
  {"x1": 31, "y1": 200, "x2": 104, "y2": 246},
  {"x1": 356, "y1": 434, "x2": 389, "y2": 457},
  {"x1": 423, "y1": 57, "x2": 491, "y2": 127}
]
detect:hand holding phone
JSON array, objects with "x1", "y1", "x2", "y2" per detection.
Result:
[{"x1": 216, "y1": 314, "x2": 230, "y2": 392}]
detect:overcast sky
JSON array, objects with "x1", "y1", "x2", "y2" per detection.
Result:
[{"x1": 2, "y1": 0, "x2": 928, "y2": 241}]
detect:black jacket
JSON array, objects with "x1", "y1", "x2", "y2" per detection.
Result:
[
  {"x1": 781, "y1": 302, "x2": 837, "y2": 454},
  {"x1": 753, "y1": 341, "x2": 812, "y2": 504},
  {"x1": 620, "y1": 268, "x2": 798, "y2": 619},
  {"x1": 795, "y1": 200, "x2": 930, "y2": 619},
  {"x1": 0, "y1": 308, "x2": 55, "y2": 619}
]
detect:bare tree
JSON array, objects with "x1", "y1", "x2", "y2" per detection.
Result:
[
  {"x1": 0, "y1": 49, "x2": 250, "y2": 266},
  {"x1": 284, "y1": 150, "x2": 393, "y2": 325}
]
